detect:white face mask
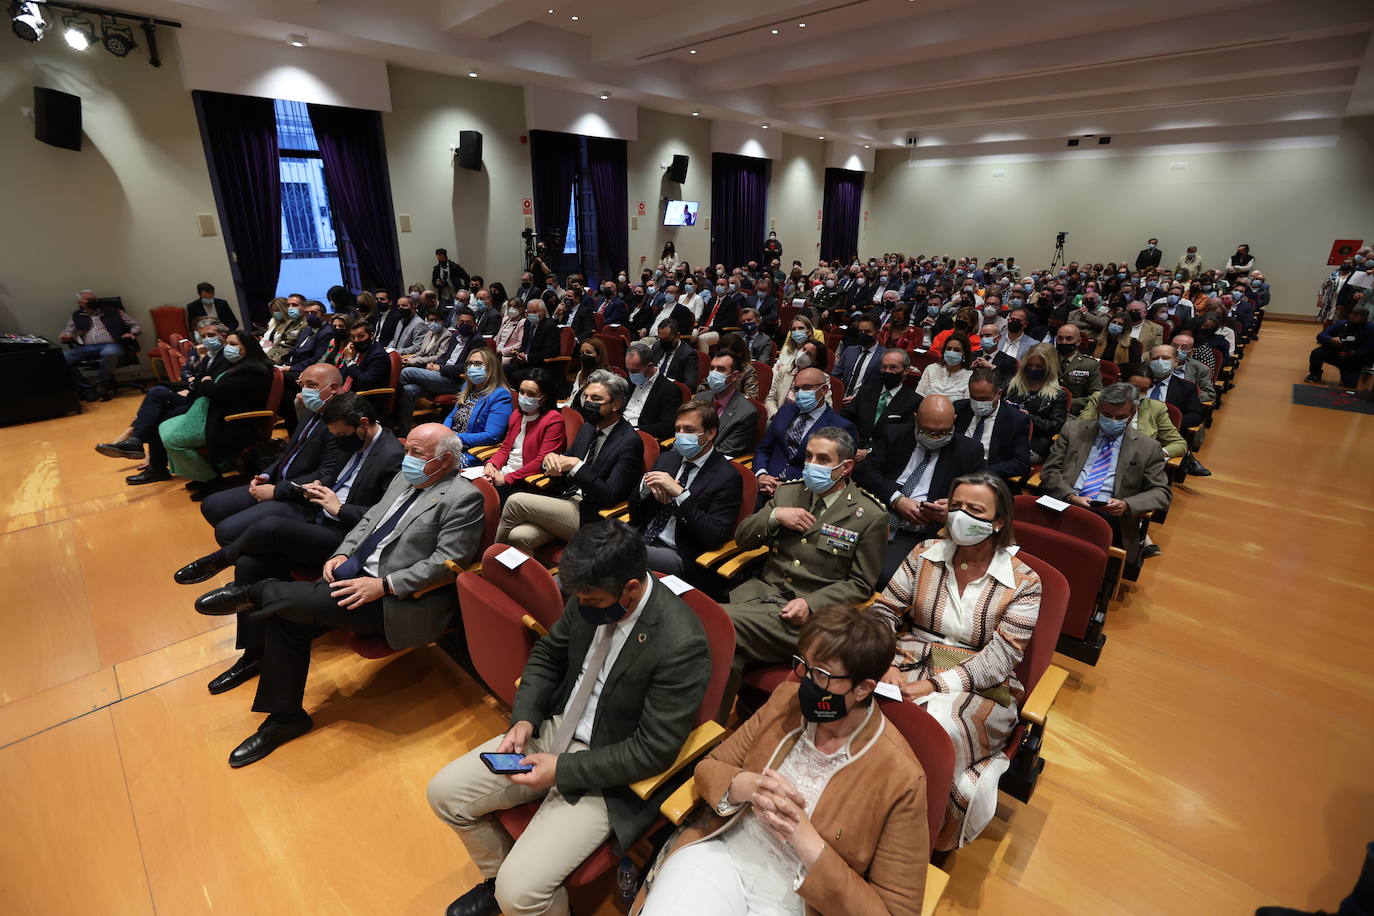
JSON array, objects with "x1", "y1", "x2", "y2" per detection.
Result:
[{"x1": 948, "y1": 508, "x2": 997, "y2": 547}]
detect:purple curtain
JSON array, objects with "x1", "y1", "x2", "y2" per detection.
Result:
[
  {"x1": 307, "y1": 103, "x2": 404, "y2": 297},
  {"x1": 710, "y1": 153, "x2": 770, "y2": 272},
  {"x1": 586, "y1": 137, "x2": 628, "y2": 280},
  {"x1": 820, "y1": 167, "x2": 865, "y2": 264},
  {"x1": 193, "y1": 91, "x2": 279, "y2": 328},
  {"x1": 530, "y1": 130, "x2": 579, "y2": 274}
]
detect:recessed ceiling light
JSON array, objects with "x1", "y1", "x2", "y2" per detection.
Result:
[
  {"x1": 864, "y1": 144, "x2": 870, "y2": 148},
  {"x1": 689, "y1": 49, "x2": 696, "y2": 54},
  {"x1": 818, "y1": 135, "x2": 825, "y2": 140},
  {"x1": 798, "y1": 21, "x2": 807, "y2": 27},
  {"x1": 770, "y1": 28, "x2": 779, "y2": 34},
  {"x1": 599, "y1": 91, "x2": 611, "y2": 100},
  {"x1": 467, "y1": 71, "x2": 478, "y2": 78},
  {"x1": 287, "y1": 33, "x2": 308, "y2": 48},
  {"x1": 761, "y1": 123, "x2": 770, "y2": 129},
  {"x1": 547, "y1": 8, "x2": 554, "y2": 12},
  {"x1": 570, "y1": 14, "x2": 579, "y2": 20},
  {"x1": 691, "y1": 109, "x2": 701, "y2": 117}
]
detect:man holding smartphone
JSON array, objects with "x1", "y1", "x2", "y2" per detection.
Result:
[{"x1": 427, "y1": 521, "x2": 710, "y2": 916}]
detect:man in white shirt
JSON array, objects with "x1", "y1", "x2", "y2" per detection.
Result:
[{"x1": 426, "y1": 521, "x2": 711, "y2": 916}]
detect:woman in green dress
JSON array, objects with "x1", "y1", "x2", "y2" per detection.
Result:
[{"x1": 157, "y1": 330, "x2": 273, "y2": 494}]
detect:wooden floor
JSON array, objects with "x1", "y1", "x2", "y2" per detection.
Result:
[{"x1": 1, "y1": 321, "x2": 1370, "y2": 915}]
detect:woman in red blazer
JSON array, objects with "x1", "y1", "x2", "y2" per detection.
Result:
[{"x1": 482, "y1": 368, "x2": 566, "y2": 503}]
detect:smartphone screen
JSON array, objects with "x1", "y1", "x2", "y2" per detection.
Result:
[{"x1": 480, "y1": 752, "x2": 533, "y2": 774}]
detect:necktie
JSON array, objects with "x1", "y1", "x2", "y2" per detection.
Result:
[
  {"x1": 584, "y1": 429, "x2": 605, "y2": 470},
  {"x1": 971, "y1": 414, "x2": 988, "y2": 451},
  {"x1": 848, "y1": 349, "x2": 868, "y2": 388},
  {"x1": 643, "y1": 462, "x2": 694, "y2": 545},
  {"x1": 277, "y1": 415, "x2": 319, "y2": 481},
  {"x1": 784, "y1": 409, "x2": 810, "y2": 464},
  {"x1": 549, "y1": 631, "x2": 615, "y2": 753},
  {"x1": 888, "y1": 447, "x2": 934, "y2": 535},
  {"x1": 1149, "y1": 381, "x2": 1164, "y2": 400},
  {"x1": 1077, "y1": 435, "x2": 1119, "y2": 499},
  {"x1": 333, "y1": 488, "x2": 424, "y2": 580},
  {"x1": 874, "y1": 389, "x2": 893, "y2": 425},
  {"x1": 318, "y1": 451, "x2": 365, "y2": 523}
]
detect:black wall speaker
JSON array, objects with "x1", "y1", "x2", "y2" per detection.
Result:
[
  {"x1": 34, "y1": 87, "x2": 81, "y2": 152},
  {"x1": 666, "y1": 154, "x2": 688, "y2": 183},
  {"x1": 458, "y1": 130, "x2": 483, "y2": 171}
]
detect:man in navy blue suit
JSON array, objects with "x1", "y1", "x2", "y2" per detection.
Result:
[
  {"x1": 753, "y1": 367, "x2": 857, "y2": 497},
  {"x1": 832, "y1": 314, "x2": 886, "y2": 404},
  {"x1": 340, "y1": 320, "x2": 393, "y2": 391},
  {"x1": 594, "y1": 280, "x2": 627, "y2": 328},
  {"x1": 953, "y1": 367, "x2": 1032, "y2": 481}
]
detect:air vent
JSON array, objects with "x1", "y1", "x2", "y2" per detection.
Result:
[
  {"x1": 1098, "y1": 136, "x2": 1112, "y2": 145},
  {"x1": 1066, "y1": 138, "x2": 1080, "y2": 147}
]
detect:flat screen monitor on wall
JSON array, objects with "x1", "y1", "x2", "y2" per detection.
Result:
[{"x1": 663, "y1": 200, "x2": 699, "y2": 227}]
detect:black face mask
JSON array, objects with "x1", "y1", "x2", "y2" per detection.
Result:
[
  {"x1": 333, "y1": 328, "x2": 349, "y2": 342},
  {"x1": 798, "y1": 675, "x2": 848, "y2": 723},
  {"x1": 879, "y1": 372, "x2": 904, "y2": 390},
  {"x1": 1056, "y1": 342, "x2": 1076, "y2": 357},
  {"x1": 1007, "y1": 318, "x2": 1024, "y2": 333},
  {"x1": 578, "y1": 599, "x2": 626, "y2": 627},
  {"x1": 659, "y1": 338, "x2": 676, "y2": 351},
  {"x1": 578, "y1": 400, "x2": 604, "y2": 424},
  {"x1": 579, "y1": 353, "x2": 597, "y2": 370},
  {"x1": 857, "y1": 333, "x2": 876, "y2": 349},
  {"x1": 334, "y1": 429, "x2": 365, "y2": 453},
  {"x1": 305, "y1": 314, "x2": 323, "y2": 328},
  {"x1": 458, "y1": 325, "x2": 475, "y2": 337},
  {"x1": 1127, "y1": 311, "x2": 1143, "y2": 324},
  {"x1": 954, "y1": 319, "x2": 969, "y2": 331}
]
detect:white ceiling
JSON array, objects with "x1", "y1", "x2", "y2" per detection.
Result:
[{"x1": 52, "y1": 0, "x2": 1374, "y2": 154}]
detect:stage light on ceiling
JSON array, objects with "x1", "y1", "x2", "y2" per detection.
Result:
[
  {"x1": 63, "y1": 15, "x2": 96, "y2": 49},
  {"x1": 10, "y1": 1, "x2": 48, "y2": 42},
  {"x1": 102, "y1": 21, "x2": 136, "y2": 56},
  {"x1": 287, "y1": 33, "x2": 307, "y2": 47}
]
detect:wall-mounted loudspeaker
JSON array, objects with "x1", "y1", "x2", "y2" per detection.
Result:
[
  {"x1": 457, "y1": 130, "x2": 483, "y2": 171},
  {"x1": 666, "y1": 154, "x2": 688, "y2": 183},
  {"x1": 34, "y1": 87, "x2": 81, "y2": 151}
]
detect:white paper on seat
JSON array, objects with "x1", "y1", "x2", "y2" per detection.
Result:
[
  {"x1": 460, "y1": 467, "x2": 485, "y2": 480},
  {"x1": 873, "y1": 681, "x2": 903, "y2": 701},
  {"x1": 1036, "y1": 494, "x2": 1070, "y2": 513},
  {"x1": 791, "y1": 298, "x2": 806, "y2": 308},
  {"x1": 495, "y1": 546, "x2": 529, "y2": 569},
  {"x1": 659, "y1": 574, "x2": 693, "y2": 595}
]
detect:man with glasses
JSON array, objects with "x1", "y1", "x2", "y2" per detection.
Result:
[
  {"x1": 854, "y1": 394, "x2": 987, "y2": 586},
  {"x1": 724, "y1": 427, "x2": 886, "y2": 676},
  {"x1": 753, "y1": 368, "x2": 856, "y2": 497}
]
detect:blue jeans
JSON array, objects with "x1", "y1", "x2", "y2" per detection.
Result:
[{"x1": 64, "y1": 342, "x2": 125, "y2": 388}]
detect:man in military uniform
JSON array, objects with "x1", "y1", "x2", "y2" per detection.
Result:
[
  {"x1": 1054, "y1": 324, "x2": 1103, "y2": 415},
  {"x1": 723, "y1": 426, "x2": 887, "y2": 677},
  {"x1": 809, "y1": 271, "x2": 846, "y2": 326}
]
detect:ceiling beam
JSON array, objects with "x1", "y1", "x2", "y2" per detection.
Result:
[{"x1": 586, "y1": 0, "x2": 836, "y2": 64}]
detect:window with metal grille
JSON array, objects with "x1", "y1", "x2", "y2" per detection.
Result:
[{"x1": 274, "y1": 100, "x2": 348, "y2": 300}]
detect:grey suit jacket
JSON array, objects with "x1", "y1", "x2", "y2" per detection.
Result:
[
  {"x1": 1178, "y1": 356, "x2": 1215, "y2": 403},
  {"x1": 1039, "y1": 419, "x2": 1172, "y2": 564},
  {"x1": 334, "y1": 470, "x2": 485, "y2": 649},
  {"x1": 715, "y1": 391, "x2": 759, "y2": 458}
]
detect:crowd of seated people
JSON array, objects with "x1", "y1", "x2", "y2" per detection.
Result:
[{"x1": 81, "y1": 237, "x2": 1269, "y2": 915}]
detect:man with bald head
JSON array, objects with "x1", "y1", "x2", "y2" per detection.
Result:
[
  {"x1": 753, "y1": 366, "x2": 857, "y2": 496},
  {"x1": 192, "y1": 422, "x2": 486, "y2": 767},
  {"x1": 196, "y1": 362, "x2": 347, "y2": 546},
  {"x1": 1055, "y1": 323, "x2": 1104, "y2": 414},
  {"x1": 1167, "y1": 331, "x2": 1217, "y2": 403},
  {"x1": 855, "y1": 393, "x2": 988, "y2": 584}
]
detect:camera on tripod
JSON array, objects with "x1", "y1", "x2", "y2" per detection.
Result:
[{"x1": 1056, "y1": 231, "x2": 1067, "y2": 246}]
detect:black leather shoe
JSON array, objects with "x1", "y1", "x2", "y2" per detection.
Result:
[
  {"x1": 207, "y1": 654, "x2": 261, "y2": 695},
  {"x1": 228, "y1": 714, "x2": 312, "y2": 768},
  {"x1": 96, "y1": 439, "x2": 144, "y2": 460},
  {"x1": 1183, "y1": 455, "x2": 1213, "y2": 477},
  {"x1": 99, "y1": 386, "x2": 114, "y2": 402},
  {"x1": 175, "y1": 552, "x2": 230, "y2": 585},
  {"x1": 126, "y1": 468, "x2": 173, "y2": 485},
  {"x1": 194, "y1": 583, "x2": 258, "y2": 616},
  {"x1": 1142, "y1": 544, "x2": 1162, "y2": 559},
  {"x1": 445, "y1": 879, "x2": 498, "y2": 916}
]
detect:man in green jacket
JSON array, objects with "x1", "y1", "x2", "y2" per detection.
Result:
[{"x1": 427, "y1": 520, "x2": 710, "y2": 916}]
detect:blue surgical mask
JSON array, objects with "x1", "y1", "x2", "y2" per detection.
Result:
[
  {"x1": 801, "y1": 461, "x2": 836, "y2": 494},
  {"x1": 790, "y1": 329, "x2": 808, "y2": 344},
  {"x1": 684, "y1": 284, "x2": 694, "y2": 292},
  {"x1": 794, "y1": 388, "x2": 819, "y2": 412},
  {"x1": 706, "y1": 369, "x2": 729, "y2": 392},
  {"x1": 927, "y1": 306, "x2": 941, "y2": 318},
  {"x1": 1150, "y1": 358, "x2": 1174, "y2": 378},
  {"x1": 287, "y1": 307, "x2": 301, "y2": 319},
  {"x1": 203, "y1": 336, "x2": 223, "y2": 352},
  {"x1": 401, "y1": 453, "x2": 434, "y2": 486},
  {"x1": 970, "y1": 398, "x2": 997, "y2": 417},
  {"x1": 428, "y1": 321, "x2": 444, "y2": 333},
  {"x1": 1098, "y1": 416, "x2": 1129, "y2": 437},
  {"x1": 1167, "y1": 295, "x2": 1180, "y2": 305},
  {"x1": 673, "y1": 432, "x2": 702, "y2": 458},
  {"x1": 1108, "y1": 323, "x2": 1124, "y2": 336},
  {"x1": 301, "y1": 387, "x2": 326, "y2": 412},
  {"x1": 715, "y1": 286, "x2": 726, "y2": 296},
  {"x1": 466, "y1": 365, "x2": 488, "y2": 385},
  {"x1": 980, "y1": 336, "x2": 997, "y2": 350},
  {"x1": 222, "y1": 344, "x2": 242, "y2": 362},
  {"x1": 943, "y1": 350, "x2": 963, "y2": 367},
  {"x1": 518, "y1": 394, "x2": 540, "y2": 413},
  {"x1": 629, "y1": 370, "x2": 648, "y2": 387}
]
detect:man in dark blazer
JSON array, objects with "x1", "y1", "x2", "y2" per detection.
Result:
[
  {"x1": 841, "y1": 350, "x2": 921, "y2": 451},
  {"x1": 193, "y1": 423, "x2": 486, "y2": 766},
  {"x1": 854, "y1": 393, "x2": 987, "y2": 584},
  {"x1": 497, "y1": 372, "x2": 644, "y2": 554},
  {"x1": 754, "y1": 367, "x2": 857, "y2": 495},
  {"x1": 1140, "y1": 351, "x2": 1204, "y2": 431},
  {"x1": 426, "y1": 521, "x2": 710, "y2": 916},
  {"x1": 432, "y1": 248, "x2": 470, "y2": 302},
  {"x1": 197, "y1": 362, "x2": 344, "y2": 546},
  {"x1": 622, "y1": 340, "x2": 683, "y2": 441},
  {"x1": 832, "y1": 314, "x2": 886, "y2": 402},
  {"x1": 594, "y1": 281, "x2": 627, "y2": 328},
  {"x1": 341, "y1": 320, "x2": 394, "y2": 391},
  {"x1": 280, "y1": 305, "x2": 330, "y2": 376},
  {"x1": 704, "y1": 351, "x2": 761, "y2": 458},
  {"x1": 508, "y1": 301, "x2": 562, "y2": 385},
  {"x1": 699, "y1": 281, "x2": 743, "y2": 335},
  {"x1": 1134, "y1": 238, "x2": 1163, "y2": 272},
  {"x1": 642, "y1": 295, "x2": 695, "y2": 342},
  {"x1": 631, "y1": 401, "x2": 742, "y2": 576},
  {"x1": 1039, "y1": 383, "x2": 1172, "y2": 566},
  {"x1": 186, "y1": 282, "x2": 239, "y2": 331},
  {"x1": 174, "y1": 393, "x2": 404, "y2": 695},
  {"x1": 651, "y1": 320, "x2": 700, "y2": 390},
  {"x1": 558, "y1": 288, "x2": 597, "y2": 342},
  {"x1": 953, "y1": 368, "x2": 1032, "y2": 481},
  {"x1": 743, "y1": 279, "x2": 779, "y2": 328}
]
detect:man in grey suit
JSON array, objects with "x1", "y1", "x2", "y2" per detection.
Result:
[
  {"x1": 703, "y1": 350, "x2": 760, "y2": 457},
  {"x1": 1039, "y1": 382, "x2": 1172, "y2": 567},
  {"x1": 427, "y1": 520, "x2": 710, "y2": 916},
  {"x1": 192, "y1": 423, "x2": 486, "y2": 767}
]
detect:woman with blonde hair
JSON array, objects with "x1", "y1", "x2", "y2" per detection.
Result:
[
  {"x1": 764, "y1": 315, "x2": 823, "y2": 416},
  {"x1": 1003, "y1": 342, "x2": 1067, "y2": 463},
  {"x1": 261, "y1": 297, "x2": 304, "y2": 362},
  {"x1": 442, "y1": 346, "x2": 514, "y2": 466}
]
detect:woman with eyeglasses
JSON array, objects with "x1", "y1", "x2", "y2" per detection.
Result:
[
  {"x1": 635, "y1": 605, "x2": 929, "y2": 916},
  {"x1": 871, "y1": 471, "x2": 1041, "y2": 851},
  {"x1": 440, "y1": 347, "x2": 513, "y2": 466}
]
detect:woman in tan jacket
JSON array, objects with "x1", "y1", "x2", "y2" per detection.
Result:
[{"x1": 635, "y1": 607, "x2": 929, "y2": 916}]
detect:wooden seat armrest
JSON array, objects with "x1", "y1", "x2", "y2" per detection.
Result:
[
  {"x1": 1021, "y1": 665, "x2": 1068, "y2": 727},
  {"x1": 598, "y1": 501, "x2": 629, "y2": 519},
  {"x1": 717, "y1": 545, "x2": 770, "y2": 579},
  {"x1": 414, "y1": 575, "x2": 457, "y2": 598},
  {"x1": 224, "y1": 410, "x2": 277, "y2": 422},
  {"x1": 1107, "y1": 546, "x2": 1127, "y2": 561},
  {"x1": 356, "y1": 387, "x2": 396, "y2": 397},
  {"x1": 661, "y1": 777, "x2": 702, "y2": 826},
  {"x1": 544, "y1": 356, "x2": 571, "y2": 365},
  {"x1": 521, "y1": 614, "x2": 549, "y2": 637},
  {"x1": 630, "y1": 721, "x2": 726, "y2": 800}
]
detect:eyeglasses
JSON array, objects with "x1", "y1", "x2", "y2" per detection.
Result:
[{"x1": 791, "y1": 655, "x2": 852, "y2": 691}]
